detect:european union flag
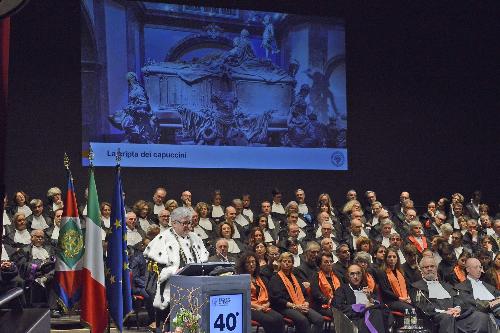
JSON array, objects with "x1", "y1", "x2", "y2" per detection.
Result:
[{"x1": 105, "y1": 166, "x2": 132, "y2": 332}]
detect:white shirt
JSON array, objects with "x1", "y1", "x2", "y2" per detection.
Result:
[
  {"x1": 211, "y1": 205, "x2": 224, "y2": 218},
  {"x1": 52, "y1": 202, "x2": 62, "y2": 213},
  {"x1": 272, "y1": 202, "x2": 285, "y2": 214},
  {"x1": 453, "y1": 216, "x2": 460, "y2": 230},
  {"x1": 51, "y1": 225, "x2": 60, "y2": 240},
  {"x1": 381, "y1": 236, "x2": 391, "y2": 247},
  {"x1": 425, "y1": 280, "x2": 451, "y2": 299},
  {"x1": 263, "y1": 230, "x2": 274, "y2": 243},
  {"x1": 454, "y1": 246, "x2": 464, "y2": 259},
  {"x1": 32, "y1": 246, "x2": 50, "y2": 261},
  {"x1": 193, "y1": 225, "x2": 208, "y2": 239},
  {"x1": 102, "y1": 217, "x2": 110, "y2": 229},
  {"x1": 297, "y1": 216, "x2": 307, "y2": 228},
  {"x1": 398, "y1": 249, "x2": 406, "y2": 265},
  {"x1": 18, "y1": 205, "x2": 32, "y2": 217},
  {"x1": 267, "y1": 215, "x2": 276, "y2": 229},
  {"x1": 242, "y1": 208, "x2": 254, "y2": 222},
  {"x1": 372, "y1": 216, "x2": 379, "y2": 227},
  {"x1": 235, "y1": 214, "x2": 249, "y2": 227},
  {"x1": 14, "y1": 229, "x2": 31, "y2": 244},
  {"x1": 1, "y1": 244, "x2": 9, "y2": 261},
  {"x1": 227, "y1": 239, "x2": 241, "y2": 254},
  {"x1": 297, "y1": 228, "x2": 307, "y2": 241},
  {"x1": 468, "y1": 277, "x2": 495, "y2": 301},
  {"x1": 3, "y1": 210, "x2": 11, "y2": 225},
  {"x1": 293, "y1": 254, "x2": 301, "y2": 267},
  {"x1": 199, "y1": 217, "x2": 213, "y2": 231},
  {"x1": 138, "y1": 218, "x2": 151, "y2": 233},
  {"x1": 153, "y1": 204, "x2": 164, "y2": 215},
  {"x1": 232, "y1": 225, "x2": 241, "y2": 239},
  {"x1": 82, "y1": 204, "x2": 87, "y2": 216},
  {"x1": 159, "y1": 225, "x2": 169, "y2": 233},
  {"x1": 298, "y1": 203, "x2": 308, "y2": 214},
  {"x1": 127, "y1": 227, "x2": 143, "y2": 246},
  {"x1": 31, "y1": 215, "x2": 49, "y2": 230}
]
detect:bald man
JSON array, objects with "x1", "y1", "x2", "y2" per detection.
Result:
[
  {"x1": 455, "y1": 258, "x2": 500, "y2": 323},
  {"x1": 411, "y1": 257, "x2": 495, "y2": 333}
]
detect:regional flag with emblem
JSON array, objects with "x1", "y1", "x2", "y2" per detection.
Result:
[
  {"x1": 106, "y1": 166, "x2": 132, "y2": 332},
  {"x1": 55, "y1": 168, "x2": 84, "y2": 311}
]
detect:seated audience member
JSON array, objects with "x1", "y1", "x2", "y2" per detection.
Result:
[
  {"x1": 260, "y1": 201, "x2": 278, "y2": 233},
  {"x1": 5, "y1": 212, "x2": 32, "y2": 248},
  {"x1": 492, "y1": 219, "x2": 500, "y2": 249},
  {"x1": 257, "y1": 213, "x2": 277, "y2": 244},
  {"x1": 26, "y1": 199, "x2": 52, "y2": 231},
  {"x1": 246, "y1": 226, "x2": 265, "y2": 250},
  {"x1": 333, "y1": 243, "x2": 351, "y2": 283},
  {"x1": 477, "y1": 249, "x2": 494, "y2": 273},
  {"x1": 279, "y1": 222, "x2": 304, "y2": 255},
  {"x1": 148, "y1": 187, "x2": 167, "y2": 220},
  {"x1": 222, "y1": 206, "x2": 244, "y2": 242},
  {"x1": 353, "y1": 251, "x2": 377, "y2": 293},
  {"x1": 0, "y1": 257, "x2": 19, "y2": 294},
  {"x1": 180, "y1": 190, "x2": 194, "y2": 212},
  {"x1": 145, "y1": 224, "x2": 160, "y2": 241},
  {"x1": 165, "y1": 199, "x2": 178, "y2": 212},
  {"x1": 271, "y1": 188, "x2": 286, "y2": 222},
  {"x1": 465, "y1": 191, "x2": 482, "y2": 219},
  {"x1": 447, "y1": 202, "x2": 468, "y2": 231},
  {"x1": 253, "y1": 241, "x2": 268, "y2": 269},
  {"x1": 367, "y1": 202, "x2": 385, "y2": 237},
  {"x1": 420, "y1": 201, "x2": 437, "y2": 229},
  {"x1": 3, "y1": 195, "x2": 13, "y2": 234},
  {"x1": 47, "y1": 208, "x2": 63, "y2": 246},
  {"x1": 333, "y1": 264, "x2": 390, "y2": 333},
  {"x1": 45, "y1": 187, "x2": 63, "y2": 218},
  {"x1": 392, "y1": 191, "x2": 410, "y2": 221},
  {"x1": 285, "y1": 210, "x2": 307, "y2": 241},
  {"x1": 400, "y1": 244, "x2": 422, "y2": 284},
  {"x1": 11, "y1": 191, "x2": 32, "y2": 217},
  {"x1": 346, "y1": 218, "x2": 366, "y2": 253},
  {"x1": 295, "y1": 189, "x2": 310, "y2": 216},
  {"x1": 389, "y1": 232, "x2": 406, "y2": 264},
  {"x1": 260, "y1": 244, "x2": 281, "y2": 280},
  {"x1": 356, "y1": 236, "x2": 372, "y2": 262},
  {"x1": 100, "y1": 202, "x2": 112, "y2": 234},
  {"x1": 372, "y1": 244, "x2": 387, "y2": 269},
  {"x1": 208, "y1": 238, "x2": 237, "y2": 263},
  {"x1": 190, "y1": 209, "x2": 211, "y2": 246},
  {"x1": 479, "y1": 214, "x2": 494, "y2": 236},
  {"x1": 411, "y1": 256, "x2": 495, "y2": 333},
  {"x1": 437, "y1": 242, "x2": 459, "y2": 285},
  {"x1": 430, "y1": 236, "x2": 446, "y2": 265},
  {"x1": 236, "y1": 252, "x2": 285, "y2": 333},
  {"x1": 269, "y1": 252, "x2": 324, "y2": 333},
  {"x1": 439, "y1": 223, "x2": 454, "y2": 242},
  {"x1": 316, "y1": 194, "x2": 342, "y2": 236},
  {"x1": 294, "y1": 241, "x2": 320, "y2": 288},
  {"x1": 284, "y1": 237, "x2": 302, "y2": 267},
  {"x1": 217, "y1": 221, "x2": 243, "y2": 256},
  {"x1": 210, "y1": 190, "x2": 225, "y2": 224},
  {"x1": 315, "y1": 218, "x2": 336, "y2": 243},
  {"x1": 455, "y1": 258, "x2": 500, "y2": 324},
  {"x1": 425, "y1": 212, "x2": 446, "y2": 239},
  {"x1": 483, "y1": 252, "x2": 500, "y2": 290},
  {"x1": 463, "y1": 218, "x2": 484, "y2": 252},
  {"x1": 310, "y1": 251, "x2": 341, "y2": 317},
  {"x1": 457, "y1": 216, "x2": 468, "y2": 235},
  {"x1": 133, "y1": 200, "x2": 154, "y2": 234},
  {"x1": 450, "y1": 231, "x2": 471, "y2": 259},
  {"x1": 406, "y1": 220, "x2": 428, "y2": 254},
  {"x1": 480, "y1": 235, "x2": 499, "y2": 257},
  {"x1": 233, "y1": 198, "x2": 251, "y2": 232},
  {"x1": 157, "y1": 209, "x2": 170, "y2": 233},
  {"x1": 241, "y1": 193, "x2": 254, "y2": 223},
  {"x1": 451, "y1": 252, "x2": 472, "y2": 283},
  {"x1": 435, "y1": 197, "x2": 449, "y2": 217},
  {"x1": 377, "y1": 246, "x2": 414, "y2": 312},
  {"x1": 125, "y1": 211, "x2": 145, "y2": 247},
  {"x1": 375, "y1": 219, "x2": 395, "y2": 247},
  {"x1": 320, "y1": 237, "x2": 339, "y2": 263},
  {"x1": 195, "y1": 202, "x2": 215, "y2": 237},
  {"x1": 396, "y1": 203, "x2": 416, "y2": 238},
  {"x1": 128, "y1": 241, "x2": 155, "y2": 327}
]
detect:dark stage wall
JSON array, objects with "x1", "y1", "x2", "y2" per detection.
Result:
[{"x1": 4, "y1": 0, "x2": 500, "y2": 211}]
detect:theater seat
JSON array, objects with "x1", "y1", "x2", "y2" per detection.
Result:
[
  {"x1": 251, "y1": 319, "x2": 261, "y2": 333},
  {"x1": 331, "y1": 308, "x2": 358, "y2": 333},
  {"x1": 283, "y1": 316, "x2": 295, "y2": 333},
  {"x1": 322, "y1": 315, "x2": 333, "y2": 332}
]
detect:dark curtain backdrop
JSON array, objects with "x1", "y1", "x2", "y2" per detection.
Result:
[{"x1": 4, "y1": 0, "x2": 500, "y2": 213}]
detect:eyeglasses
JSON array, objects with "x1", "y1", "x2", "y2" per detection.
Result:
[
  {"x1": 175, "y1": 220, "x2": 191, "y2": 226},
  {"x1": 349, "y1": 272, "x2": 362, "y2": 276}
]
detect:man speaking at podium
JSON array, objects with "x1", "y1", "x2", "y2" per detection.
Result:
[{"x1": 144, "y1": 207, "x2": 209, "y2": 331}]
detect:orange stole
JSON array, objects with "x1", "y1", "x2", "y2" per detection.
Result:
[
  {"x1": 453, "y1": 265, "x2": 467, "y2": 283},
  {"x1": 278, "y1": 271, "x2": 305, "y2": 305},
  {"x1": 250, "y1": 276, "x2": 269, "y2": 306},
  {"x1": 318, "y1": 270, "x2": 341, "y2": 300},
  {"x1": 366, "y1": 273, "x2": 376, "y2": 292},
  {"x1": 408, "y1": 236, "x2": 428, "y2": 253},
  {"x1": 496, "y1": 270, "x2": 500, "y2": 290},
  {"x1": 386, "y1": 268, "x2": 408, "y2": 299}
]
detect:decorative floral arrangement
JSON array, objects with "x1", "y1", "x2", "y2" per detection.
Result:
[{"x1": 171, "y1": 307, "x2": 202, "y2": 333}]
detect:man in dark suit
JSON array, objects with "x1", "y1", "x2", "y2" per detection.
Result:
[
  {"x1": 455, "y1": 258, "x2": 500, "y2": 321},
  {"x1": 392, "y1": 191, "x2": 410, "y2": 219},
  {"x1": 208, "y1": 238, "x2": 237, "y2": 263},
  {"x1": 411, "y1": 256, "x2": 495, "y2": 333},
  {"x1": 465, "y1": 191, "x2": 482, "y2": 220},
  {"x1": 294, "y1": 241, "x2": 320, "y2": 285},
  {"x1": 146, "y1": 187, "x2": 167, "y2": 224}
]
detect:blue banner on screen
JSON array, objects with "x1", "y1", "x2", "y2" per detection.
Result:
[{"x1": 82, "y1": 2, "x2": 347, "y2": 170}]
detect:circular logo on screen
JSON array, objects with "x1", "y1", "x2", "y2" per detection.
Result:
[
  {"x1": 330, "y1": 151, "x2": 345, "y2": 167},
  {"x1": 0, "y1": 0, "x2": 29, "y2": 18}
]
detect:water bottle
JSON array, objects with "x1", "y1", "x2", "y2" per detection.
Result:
[
  {"x1": 403, "y1": 308, "x2": 410, "y2": 328},
  {"x1": 410, "y1": 308, "x2": 418, "y2": 328}
]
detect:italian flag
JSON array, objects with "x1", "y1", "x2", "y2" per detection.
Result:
[{"x1": 81, "y1": 167, "x2": 108, "y2": 333}]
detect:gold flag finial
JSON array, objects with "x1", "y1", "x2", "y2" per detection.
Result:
[
  {"x1": 64, "y1": 152, "x2": 70, "y2": 170},
  {"x1": 88, "y1": 145, "x2": 95, "y2": 166}
]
